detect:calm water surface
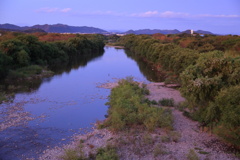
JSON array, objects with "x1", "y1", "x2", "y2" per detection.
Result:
[{"x1": 0, "y1": 47, "x2": 159, "y2": 160}]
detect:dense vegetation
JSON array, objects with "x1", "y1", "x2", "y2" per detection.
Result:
[
  {"x1": 101, "y1": 77, "x2": 173, "y2": 131},
  {"x1": 118, "y1": 34, "x2": 240, "y2": 148},
  {"x1": 0, "y1": 32, "x2": 105, "y2": 80}
]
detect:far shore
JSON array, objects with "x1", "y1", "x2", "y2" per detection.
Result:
[{"x1": 105, "y1": 44, "x2": 125, "y2": 49}]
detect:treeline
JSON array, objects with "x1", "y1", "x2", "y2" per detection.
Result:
[
  {"x1": 0, "y1": 32, "x2": 105, "y2": 80},
  {"x1": 119, "y1": 34, "x2": 240, "y2": 148}
]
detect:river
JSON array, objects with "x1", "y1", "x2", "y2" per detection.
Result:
[{"x1": 0, "y1": 46, "x2": 160, "y2": 160}]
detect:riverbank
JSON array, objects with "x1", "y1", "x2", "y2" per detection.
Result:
[
  {"x1": 105, "y1": 44, "x2": 125, "y2": 49},
  {"x1": 0, "y1": 67, "x2": 54, "y2": 104},
  {"x1": 38, "y1": 80, "x2": 239, "y2": 160}
]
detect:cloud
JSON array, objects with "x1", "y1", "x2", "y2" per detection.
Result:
[
  {"x1": 130, "y1": 11, "x2": 240, "y2": 18},
  {"x1": 36, "y1": 7, "x2": 72, "y2": 13},
  {"x1": 131, "y1": 11, "x2": 189, "y2": 18},
  {"x1": 60, "y1": 8, "x2": 72, "y2": 13},
  {"x1": 160, "y1": 11, "x2": 189, "y2": 18},
  {"x1": 37, "y1": 8, "x2": 240, "y2": 19},
  {"x1": 197, "y1": 14, "x2": 240, "y2": 18},
  {"x1": 131, "y1": 11, "x2": 159, "y2": 17},
  {"x1": 78, "y1": 11, "x2": 126, "y2": 17}
]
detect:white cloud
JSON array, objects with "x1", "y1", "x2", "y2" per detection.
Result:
[
  {"x1": 197, "y1": 14, "x2": 240, "y2": 18},
  {"x1": 36, "y1": 7, "x2": 72, "y2": 13},
  {"x1": 79, "y1": 11, "x2": 126, "y2": 17},
  {"x1": 159, "y1": 11, "x2": 189, "y2": 18},
  {"x1": 131, "y1": 11, "x2": 189, "y2": 18},
  {"x1": 130, "y1": 10, "x2": 240, "y2": 18},
  {"x1": 131, "y1": 11, "x2": 159, "y2": 17},
  {"x1": 60, "y1": 8, "x2": 72, "y2": 13}
]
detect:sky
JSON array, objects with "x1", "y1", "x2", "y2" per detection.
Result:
[{"x1": 1, "y1": 0, "x2": 240, "y2": 34}]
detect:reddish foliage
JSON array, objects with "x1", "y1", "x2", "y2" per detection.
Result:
[
  {"x1": 179, "y1": 38, "x2": 194, "y2": 48},
  {"x1": 33, "y1": 33, "x2": 76, "y2": 42},
  {"x1": 152, "y1": 33, "x2": 177, "y2": 43}
]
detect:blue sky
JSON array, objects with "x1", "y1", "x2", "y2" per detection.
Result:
[{"x1": 1, "y1": 0, "x2": 240, "y2": 34}]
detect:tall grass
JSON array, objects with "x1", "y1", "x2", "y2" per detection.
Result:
[{"x1": 102, "y1": 78, "x2": 173, "y2": 131}]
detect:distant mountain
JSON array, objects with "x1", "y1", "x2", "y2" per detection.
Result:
[
  {"x1": 125, "y1": 29, "x2": 181, "y2": 35},
  {"x1": 0, "y1": 23, "x2": 108, "y2": 34},
  {"x1": 195, "y1": 30, "x2": 214, "y2": 35},
  {"x1": 181, "y1": 29, "x2": 214, "y2": 35},
  {"x1": 23, "y1": 28, "x2": 46, "y2": 33},
  {"x1": 31, "y1": 24, "x2": 108, "y2": 33},
  {"x1": 0, "y1": 23, "x2": 23, "y2": 30}
]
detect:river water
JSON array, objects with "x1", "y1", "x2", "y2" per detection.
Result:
[{"x1": 0, "y1": 46, "x2": 161, "y2": 160}]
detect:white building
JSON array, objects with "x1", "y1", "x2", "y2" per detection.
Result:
[{"x1": 190, "y1": 30, "x2": 194, "y2": 35}]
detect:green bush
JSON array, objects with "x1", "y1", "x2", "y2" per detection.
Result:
[
  {"x1": 96, "y1": 145, "x2": 119, "y2": 160},
  {"x1": 103, "y1": 78, "x2": 173, "y2": 131},
  {"x1": 207, "y1": 85, "x2": 240, "y2": 147},
  {"x1": 158, "y1": 98, "x2": 175, "y2": 106},
  {"x1": 7, "y1": 65, "x2": 43, "y2": 79},
  {"x1": 186, "y1": 149, "x2": 200, "y2": 160}
]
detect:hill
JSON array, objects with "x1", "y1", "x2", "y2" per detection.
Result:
[
  {"x1": 181, "y1": 29, "x2": 214, "y2": 35},
  {"x1": 125, "y1": 29, "x2": 214, "y2": 35},
  {"x1": 125, "y1": 29, "x2": 180, "y2": 35},
  {"x1": 0, "y1": 23, "x2": 108, "y2": 34}
]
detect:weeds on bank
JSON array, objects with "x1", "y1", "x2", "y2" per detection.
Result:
[
  {"x1": 7, "y1": 65, "x2": 43, "y2": 79},
  {"x1": 153, "y1": 144, "x2": 168, "y2": 157},
  {"x1": 61, "y1": 144, "x2": 119, "y2": 160},
  {"x1": 96, "y1": 145, "x2": 119, "y2": 160},
  {"x1": 158, "y1": 98, "x2": 175, "y2": 106},
  {"x1": 102, "y1": 77, "x2": 173, "y2": 132},
  {"x1": 186, "y1": 149, "x2": 200, "y2": 160}
]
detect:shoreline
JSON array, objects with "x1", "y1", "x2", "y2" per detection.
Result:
[{"x1": 105, "y1": 44, "x2": 125, "y2": 49}]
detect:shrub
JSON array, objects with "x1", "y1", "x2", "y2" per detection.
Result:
[
  {"x1": 153, "y1": 144, "x2": 168, "y2": 157},
  {"x1": 186, "y1": 149, "x2": 200, "y2": 160},
  {"x1": 158, "y1": 98, "x2": 175, "y2": 106},
  {"x1": 103, "y1": 78, "x2": 173, "y2": 131},
  {"x1": 96, "y1": 145, "x2": 119, "y2": 160},
  {"x1": 208, "y1": 85, "x2": 240, "y2": 147},
  {"x1": 170, "y1": 131, "x2": 181, "y2": 142},
  {"x1": 61, "y1": 149, "x2": 81, "y2": 160}
]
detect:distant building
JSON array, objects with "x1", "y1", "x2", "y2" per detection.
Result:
[
  {"x1": 190, "y1": 30, "x2": 194, "y2": 35},
  {"x1": 116, "y1": 34, "x2": 125, "y2": 36}
]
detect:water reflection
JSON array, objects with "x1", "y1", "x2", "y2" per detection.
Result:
[
  {"x1": 1, "y1": 50, "x2": 105, "y2": 95},
  {"x1": 124, "y1": 49, "x2": 165, "y2": 82},
  {"x1": 50, "y1": 50, "x2": 104, "y2": 74}
]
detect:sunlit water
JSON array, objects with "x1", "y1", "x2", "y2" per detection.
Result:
[{"x1": 0, "y1": 47, "x2": 160, "y2": 160}]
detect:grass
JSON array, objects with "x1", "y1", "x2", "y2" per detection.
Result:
[
  {"x1": 170, "y1": 131, "x2": 181, "y2": 142},
  {"x1": 143, "y1": 133, "x2": 154, "y2": 145},
  {"x1": 0, "y1": 92, "x2": 7, "y2": 103},
  {"x1": 158, "y1": 98, "x2": 175, "y2": 106},
  {"x1": 7, "y1": 65, "x2": 43, "y2": 79},
  {"x1": 0, "y1": 92, "x2": 14, "y2": 103},
  {"x1": 198, "y1": 151, "x2": 210, "y2": 155},
  {"x1": 153, "y1": 143, "x2": 168, "y2": 157},
  {"x1": 96, "y1": 145, "x2": 119, "y2": 160},
  {"x1": 161, "y1": 135, "x2": 171, "y2": 143},
  {"x1": 102, "y1": 77, "x2": 173, "y2": 131},
  {"x1": 186, "y1": 149, "x2": 200, "y2": 160},
  {"x1": 61, "y1": 149, "x2": 83, "y2": 160}
]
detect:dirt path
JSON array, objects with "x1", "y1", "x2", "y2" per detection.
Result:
[{"x1": 146, "y1": 83, "x2": 238, "y2": 160}]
